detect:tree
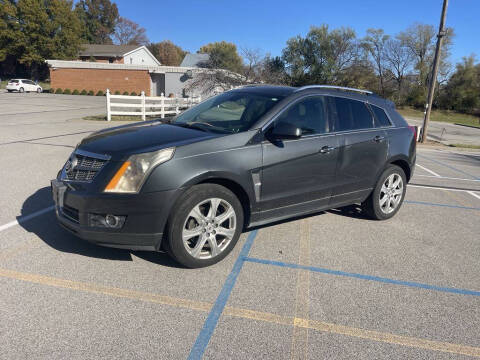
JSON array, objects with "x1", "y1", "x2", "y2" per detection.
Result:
[
  {"x1": 439, "y1": 55, "x2": 480, "y2": 114},
  {"x1": 113, "y1": 17, "x2": 148, "y2": 45},
  {"x1": 282, "y1": 25, "x2": 358, "y2": 86},
  {"x1": 261, "y1": 55, "x2": 287, "y2": 84},
  {"x1": 0, "y1": 0, "x2": 82, "y2": 79},
  {"x1": 74, "y1": 0, "x2": 118, "y2": 44},
  {"x1": 384, "y1": 39, "x2": 414, "y2": 104},
  {"x1": 199, "y1": 41, "x2": 243, "y2": 73},
  {"x1": 148, "y1": 40, "x2": 186, "y2": 66},
  {"x1": 241, "y1": 47, "x2": 263, "y2": 82},
  {"x1": 361, "y1": 28, "x2": 389, "y2": 96},
  {"x1": 397, "y1": 23, "x2": 436, "y2": 88}
]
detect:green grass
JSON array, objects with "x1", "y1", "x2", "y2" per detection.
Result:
[
  {"x1": 397, "y1": 107, "x2": 480, "y2": 128},
  {"x1": 448, "y1": 143, "x2": 480, "y2": 150}
]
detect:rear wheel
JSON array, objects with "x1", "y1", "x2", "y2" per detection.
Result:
[
  {"x1": 362, "y1": 165, "x2": 406, "y2": 220},
  {"x1": 166, "y1": 184, "x2": 244, "y2": 268}
]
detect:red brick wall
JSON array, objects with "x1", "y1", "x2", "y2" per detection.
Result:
[{"x1": 50, "y1": 68, "x2": 150, "y2": 95}]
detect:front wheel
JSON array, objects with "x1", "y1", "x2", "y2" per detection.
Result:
[
  {"x1": 166, "y1": 184, "x2": 244, "y2": 268},
  {"x1": 37, "y1": 88, "x2": 42, "y2": 93},
  {"x1": 19, "y1": 87, "x2": 24, "y2": 93},
  {"x1": 362, "y1": 165, "x2": 407, "y2": 220}
]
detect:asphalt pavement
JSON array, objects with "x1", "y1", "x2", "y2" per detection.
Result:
[{"x1": 0, "y1": 92, "x2": 479, "y2": 359}]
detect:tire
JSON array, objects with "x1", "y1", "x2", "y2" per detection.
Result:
[
  {"x1": 7, "y1": 90, "x2": 12, "y2": 93},
  {"x1": 37, "y1": 88, "x2": 42, "y2": 93},
  {"x1": 362, "y1": 165, "x2": 407, "y2": 220},
  {"x1": 166, "y1": 184, "x2": 244, "y2": 268},
  {"x1": 19, "y1": 87, "x2": 24, "y2": 93}
]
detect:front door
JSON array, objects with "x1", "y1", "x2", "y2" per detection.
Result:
[{"x1": 260, "y1": 95, "x2": 339, "y2": 219}]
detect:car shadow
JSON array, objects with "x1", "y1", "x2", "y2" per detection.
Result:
[
  {"x1": 21, "y1": 187, "x2": 370, "y2": 266},
  {"x1": 19, "y1": 186, "x2": 180, "y2": 267},
  {"x1": 248, "y1": 204, "x2": 370, "y2": 232}
]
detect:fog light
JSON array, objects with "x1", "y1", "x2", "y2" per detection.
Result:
[{"x1": 88, "y1": 213, "x2": 126, "y2": 229}]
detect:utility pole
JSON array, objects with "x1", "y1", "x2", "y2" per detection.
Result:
[{"x1": 421, "y1": 0, "x2": 449, "y2": 143}]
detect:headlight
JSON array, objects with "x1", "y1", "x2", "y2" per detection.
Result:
[{"x1": 104, "y1": 147, "x2": 175, "y2": 193}]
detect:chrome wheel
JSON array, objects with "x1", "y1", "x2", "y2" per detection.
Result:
[
  {"x1": 379, "y1": 173, "x2": 404, "y2": 214},
  {"x1": 182, "y1": 198, "x2": 237, "y2": 259}
]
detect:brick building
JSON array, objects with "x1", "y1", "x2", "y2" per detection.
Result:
[{"x1": 46, "y1": 47, "x2": 225, "y2": 97}]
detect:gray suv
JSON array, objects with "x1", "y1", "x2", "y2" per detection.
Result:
[{"x1": 52, "y1": 85, "x2": 416, "y2": 268}]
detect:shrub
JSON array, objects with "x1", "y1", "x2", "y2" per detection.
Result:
[
  {"x1": 49, "y1": 88, "x2": 55, "y2": 94},
  {"x1": 130, "y1": 91, "x2": 137, "y2": 96},
  {"x1": 122, "y1": 91, "x2": 129, "y2": 96},
  {"x1": 55, "y1": 88, "x2": 63, "y2": 94},
  {"x1": 80, "y1": 89, "x2": 87, "y2": 95},
  {"x1": 114, "y1": 90, "x2": 120, "y2": 95},
  {"x1": 72, "y1": 89, "x2": 79, "y2": 95},
  {"x1": 87, "y1": 90, "x2": 94, "y2": 96},
  {"x1": 96, "y1": 90, "x2": 104, "y2": 96},
  {"x1": 63, "y1": 89, "x2": 71, "y2": 95}
]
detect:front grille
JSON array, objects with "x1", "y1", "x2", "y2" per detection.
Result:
[{"x1": 62, "y1": 151, "x2": 108, "y2": 183}]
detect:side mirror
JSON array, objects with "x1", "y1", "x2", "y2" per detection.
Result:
[{"x1": 269, "y1": 122, "x2": 302, "y2": 140}]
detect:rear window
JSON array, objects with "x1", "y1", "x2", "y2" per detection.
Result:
[
  {"x1": 333, "y1": 97, "x2": 374, "y2": 131},
  {"x1": 371, "y1": 105, "x2": 392, "y2": 127}
]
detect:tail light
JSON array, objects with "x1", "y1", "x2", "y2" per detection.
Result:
[{"x1": 408, "y1": 125, "x2": 417, "y2": 142}]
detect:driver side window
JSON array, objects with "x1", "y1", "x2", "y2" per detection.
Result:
[{"x1": 275, "y1": 96, "x2": 330, "y2": 135}]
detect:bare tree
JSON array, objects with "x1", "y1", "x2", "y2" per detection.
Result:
[
  {"x1": 361, "y1": 28, "x2": 390, "y2": 96},
  {"x1": 241, "y1": 47, "x2": 263, "y2": 82},
  {"x1": 183, "y1": 68, "x2": 247, "y2": 97},
  {"x1": 384, "y1": 39, "x2": 414, "y2": 103},
  {"x1": 112, "y1": 17, "x2": 148, "y2": 46},
  {"x1": 397, "y1": 23, "x2": 436, "y2": 87}
]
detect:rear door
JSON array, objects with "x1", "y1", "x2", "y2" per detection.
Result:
[
  {"x1": 260, "y1": 95, "x2": 339, "y2": 217},
  {"x1": 330, "y1": 96, "x2": 388, "y2": 205}
]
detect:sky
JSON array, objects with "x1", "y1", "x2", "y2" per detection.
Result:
[{"x1": 114, "y1": 0, "x2": 478, "y2": 65}]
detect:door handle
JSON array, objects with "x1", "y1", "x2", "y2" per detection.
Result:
[
  {"x1": 320, "y1": 146, "x2": 335, "y2": 154},
  {"x1": 374, "y1": 135, "x2": 385, "y2": 143}
]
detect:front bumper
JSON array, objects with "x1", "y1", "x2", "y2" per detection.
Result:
[{"x1": 51, "y1": 180, "x2": 180, "y2": 251}]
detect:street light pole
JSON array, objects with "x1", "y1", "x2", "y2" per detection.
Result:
[{"x1": 421, "y1": 0, "x2": 449, "y2": 143}]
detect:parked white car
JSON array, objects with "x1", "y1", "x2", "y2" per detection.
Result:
[{"x1": 6, "y1": 79, "x2": 43, "y2": 93}]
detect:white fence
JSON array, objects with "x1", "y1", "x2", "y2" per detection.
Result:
[{"x1": 106, "y1": 89, "x2": 201, "y2": 121}]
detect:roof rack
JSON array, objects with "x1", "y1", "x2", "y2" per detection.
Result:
[{"x1": 295, "y1": 85, "x2": 374, "y2": 95}]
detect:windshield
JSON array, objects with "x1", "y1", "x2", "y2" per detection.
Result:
[{"x1": 172, "y1": 91, "x2": 284, "y2": 133}]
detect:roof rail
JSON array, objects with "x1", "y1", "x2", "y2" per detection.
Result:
[{"x1": 295, "y1": 85, "x2": 374, "y2": 95}]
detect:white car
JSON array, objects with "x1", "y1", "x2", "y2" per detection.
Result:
[{"x1": 6, "y1": 79, "x2": 43, "y2": 93}]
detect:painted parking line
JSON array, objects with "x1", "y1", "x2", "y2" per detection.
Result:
[
  {"x1": 0, "y1": 205, "x2": 55, "y2": 232},
  {"x1": 291, "y1": 219, "x2": 311, "y2": 360},
  {"x1": 467, "y1": 191, "x2": 480, "y2": 200},
  {"x1": 414, "y1": 174, "x2": 480, "y2": 182},
  {"x1": 1, "y1": 266, "x2": 480, "y2": 357},
  {"x1": 404, "y1": 200, "x2": 480, "y2": 211},
  {"x1": 409, "y1": 184, "x2": 480, "y2": 193},
  {"x1": 416, "y1": 164, "x2": 441, "y2": 177},
  {"x1": 408, "y1": 184, "x2": 480, "y2": 200},
  {"x1": 418, "y1": 154, "x2": 480, "y2": 180},
  {"x1": 243, "y1": 257, "x2": 480, "y2": 297},
  {"x1": 188, "y1": 230, "x2": 258, "y2": 360}
]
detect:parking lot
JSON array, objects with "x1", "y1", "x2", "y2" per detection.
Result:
[{"x1": 1, "y1": 92, "x2": 479, "y2": 359}]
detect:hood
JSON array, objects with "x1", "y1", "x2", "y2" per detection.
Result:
[{"x1": 78, "y1": 121, "x2": 219, "y2": 159}]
